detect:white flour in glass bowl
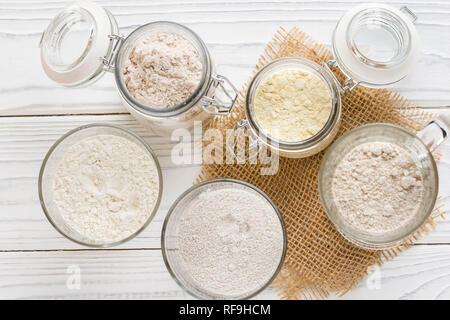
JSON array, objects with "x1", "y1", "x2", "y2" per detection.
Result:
[{"x1": 53, "y1": 134, "x2": 160, "y2": 243}]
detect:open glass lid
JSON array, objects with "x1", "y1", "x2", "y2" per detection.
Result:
[
  {"x1": 39, "y1": 0, "x2": 119, "y2": 87},
  {"x1": 331, "y1": 3, "x2": 420, "y2": 88}
]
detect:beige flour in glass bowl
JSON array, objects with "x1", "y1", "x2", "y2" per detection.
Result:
[
  {"x1": 319, "y1": 123, "x2": 439, "y2": 249},
  {"x1": 162, "y1": 179, "x2": 287, "y2": 299},
  {"x1": 39, "y1": 124, "x2": 163, "y2": 247},
  {"x1": 122, "y1": 32, "x2": 203, "y2": 109},
  {"x1": 114, "y1": 22, "x2": 238, "y2": 135},
  {"x1": 331, "y1": 141, "x2": 424, "y2": 234}
]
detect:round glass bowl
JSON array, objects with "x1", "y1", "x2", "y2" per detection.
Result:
[
  {"x1": 227, "y1": 57, "x2": 341, "y2": 160},
  {"x1": 161, "y1": 179, "x2": 287, "y2": 299},
  {"x1": 38, "y1": 124, "x2": 163, "y2": 247},
  {"x1": 318, "y1": 123, "x2": 438, "y2": 249}
]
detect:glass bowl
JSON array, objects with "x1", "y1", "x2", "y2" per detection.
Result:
[
  {"x1": 318, "y1": 123, "x2": 438, "y2": 249},
  {"x1": 161, "y1": 178, "x2": 287, "y2": 299},
  {"x1": 38, "y1": 123, "x2": 163, "y2": 247}
]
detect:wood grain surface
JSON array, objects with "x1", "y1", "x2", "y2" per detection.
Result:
[{"x1": 1, "y1": 0, "x2": 449, "y2": 299}]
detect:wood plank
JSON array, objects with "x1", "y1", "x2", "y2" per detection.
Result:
[
  {"x1": 2, "y1": 245, "x2": 450, "y2": 299},
  {"x1": 337, "y1": 244, "x2": 450, "y2": 300},
  {"x1": 0, "y1": 0, "x2": 449, "y2": 116},
  {"x1": 0, "y1": 111, "x2": 449, "y2": 251},
  {"x1": 0, "y1": 248, "x2": 280, "y2": 300}
]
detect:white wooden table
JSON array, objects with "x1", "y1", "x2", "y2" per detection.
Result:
[{"x1": 1, "y1": 0, "x2": 450, "y2": 300}]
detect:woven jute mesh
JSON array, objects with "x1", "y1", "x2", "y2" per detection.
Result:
[{"x1": 195, "y1": 27, "x2": 446, "y2": 299}]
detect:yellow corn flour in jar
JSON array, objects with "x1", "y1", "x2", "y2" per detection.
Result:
[{"x1": 253, "y1": 69, "x2": 332, "y2": 142}]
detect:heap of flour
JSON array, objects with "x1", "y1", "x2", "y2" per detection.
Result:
[
  {"x1": 253, "y1": 68, "x2": 332, "y2": 142},
  {"x1": 53, "y1": 134, "x2": 160, "y2": 243},
  {"x1": 332, "y1": 142, "x2": 424, "y2": 233},
  {"x1": 177, "y1": 187, "x2": 284, "y2": 297},
  {"x1": 122, "y1": 32, "x2": 203, "y2": 108}
]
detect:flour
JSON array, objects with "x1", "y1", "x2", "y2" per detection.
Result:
[
  {"x1": 53, "y1": 134, "x2": 160, "y2": 243},
  {"x1": 122, "y1": 32, "x2": 203, "y2": 108},
  {"x1": 177, "y1": 187, "x2": 284, "y2": 297},
  {"x1": 253, "y1": 68, "x2": 332, "y2": 142},
  {"x1": 332, "y1": 142, "x2": 424, "y2": 233}
]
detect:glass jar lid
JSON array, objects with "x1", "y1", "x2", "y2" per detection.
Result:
[
  {"x1": 39, "y1": 0, "x2": 119, "y2": 86},
  {"x1": 332, "y1": 3, "x2": 420, "y2": 87}
]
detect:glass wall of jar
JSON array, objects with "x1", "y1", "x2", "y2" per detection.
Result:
[
  {"x1": 39, "y1": 0, "x2": 238, "y2": 135},
  {"x1": 226, "y1": 3, "x2": 420, "y2": 161}
]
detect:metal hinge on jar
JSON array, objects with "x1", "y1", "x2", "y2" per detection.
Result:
[
  {"x1": 202, "y1": 75, "x2": 239, "y2": 116},
  {"x1": 226, "y1": 119, "x2": 262, "y2": 163},
  {"x1": 101, "y1": 34, "x2": 125, "y2": 72},
  {"x1": 323, "y1": 60, "x2": 360, "y2": 92},
  {"x1": 400, "y1": 6, "x2": 418, "y2": 23}
]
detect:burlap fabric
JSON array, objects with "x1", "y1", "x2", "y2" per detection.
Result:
[{"x1": 196, "y1": 27, "x2": 446, "y2": 299}]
